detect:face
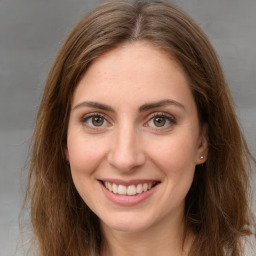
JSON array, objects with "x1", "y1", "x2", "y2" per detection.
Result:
[{"x1": 66, "y1": 42, "x2": 207, "y2": 234}]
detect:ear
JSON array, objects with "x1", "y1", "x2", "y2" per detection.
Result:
[
  {"x1": 65, "y1": 146, "x2": 70, "y2": 162},
  {"x1": 195, "y1": 124, "x2": 208, "y2": 165}
]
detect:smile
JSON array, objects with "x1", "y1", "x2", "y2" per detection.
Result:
[{"x1": 103, "y1": 181, "x2": 158, "y2": 196}]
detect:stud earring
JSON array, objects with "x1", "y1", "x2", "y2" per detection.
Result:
[{"x1": 200, "y1": 156, "x2": 204, "y2": 159}]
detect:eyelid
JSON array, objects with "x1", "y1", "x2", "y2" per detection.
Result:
[
  {"x1": 81, "y1": 112, "x2": 103, "y2": 121},
  {"x1": 144, "y1": 112, "x2": 176, "y2": 129},
  {"x1": 148, "y1": 112, "x2": 175, "y2": 120},
  {"x1": 80, "y1": 112, "x2": 112, "y2": 129},
  {"x1": 147, "y1": 112, "x2": 176, "y2": 122},
  {"x1": 79, "y1": 111, "x2": 176, "y2": 132}
]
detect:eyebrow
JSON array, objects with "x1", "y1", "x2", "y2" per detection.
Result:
[
  {"x1": 139, "y1": 99, "x2": 185, "y2": 112},
  {"x1": 72, "y1": 99, "x2": 185, "y2": 112},
  {"x1": 72, "y1": 101, "x2": 114, "y2": 112}
]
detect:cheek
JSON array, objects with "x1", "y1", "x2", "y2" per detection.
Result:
[
  {"x1": 146, "y1": 131, "x2": 198, "y2": 197},
  {"x1": 67, "y1": 134, "x2": 108, "y2": 176},
  {"x1": 67, "y1": 135, "x2": 109, "y2": 206},
  {"x1": 150, "y1": 134, "x2": 198, "y2": 171}
]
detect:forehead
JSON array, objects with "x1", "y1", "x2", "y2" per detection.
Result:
[{"x1": 72, "y1": 41, "x2": 194, "y2": 111}]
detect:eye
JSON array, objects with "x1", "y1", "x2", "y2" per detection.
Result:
[
  {"x1": 81, "y1": 113, "x2": 108, "y2": 128},
  {"x1": 152, "y1": 116, "x2": 166, "y2": 127},
  {"x1": 146, "y1": 113, "x2": 176, "y2": 129},
  {"x1": 91, "y1": 116, "x2": 105, "y2": 126}
]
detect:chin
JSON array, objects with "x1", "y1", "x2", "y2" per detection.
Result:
[{"x1": 101, "y1": 214, "x2": 154, "y2": 233}]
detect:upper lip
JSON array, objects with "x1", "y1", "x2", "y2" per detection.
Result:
[{"x1": 98, "y1": 179, "x2": 160, "y2": 186}]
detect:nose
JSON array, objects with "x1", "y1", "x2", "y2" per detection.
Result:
[{"x1": 107, "y1": 124, "x2": 146, "y2": 172}]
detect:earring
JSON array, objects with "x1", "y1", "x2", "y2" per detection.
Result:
[{"x1": 200, "y1": 156, "x2": 204, "y2": 160}]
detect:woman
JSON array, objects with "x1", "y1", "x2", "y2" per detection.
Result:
[{"x1": 23, "y1": 0, "x2": 255, "y2": 255}]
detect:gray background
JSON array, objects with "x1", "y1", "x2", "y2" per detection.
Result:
[{"x1": 0, "y1": 0, "x2": 255, "y2": 255}]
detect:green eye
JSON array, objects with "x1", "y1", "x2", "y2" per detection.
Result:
[{"x1": 153, "y1": 117, "x2": 166, "y2": 127}]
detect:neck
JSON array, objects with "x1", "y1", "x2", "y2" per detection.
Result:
[{"x1": 100, "y1": 214, "x2": 193, "y2": 256}]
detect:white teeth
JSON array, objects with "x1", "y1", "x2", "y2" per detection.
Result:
[
  {"x1": 112, "y1": 183, "x2": 118, "y2": 194},
  {"x1": 104, "y1": 182, "x2": 113, "y2": 192},
  {"x1": 118, "y1": 185, "x2": 127, "y2": 195},
  {"x1": 108, "y1": 182, "x2": 112, "y2": 192},
  {"x1": 136, "y1": 184, "x2": 143, "y2": 194},
  {"x1": 103, "y1": 182, "x2": 156, "y2": 195},
  {"x1": 143, "y1": 183, "x2": 148, "y2": 192},
  {"x1": 127, "y1": 185, "x2": 136, "y2": 195}
]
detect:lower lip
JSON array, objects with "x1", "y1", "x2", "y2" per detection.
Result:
[{"x1": 100, "y1": 182, "x2": 158, "y2": 206}]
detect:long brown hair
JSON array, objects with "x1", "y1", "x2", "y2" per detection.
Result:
[{"x1": 23, "y1": 0, "x2": 255, "y2": 255}]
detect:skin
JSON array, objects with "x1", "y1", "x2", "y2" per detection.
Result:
[{"x1": 65, "y1": 41, "x2": 208, "y2": 256}]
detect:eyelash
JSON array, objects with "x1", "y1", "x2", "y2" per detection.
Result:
[
  {"x1": 144, "y1": 112, "x2": 176, "y2": 130},
  {"x1": 80, "y1": 112, "x2": 176, "y2": 130},
  {"x1": 80, "y1": 113, "x2": 110, "y2": 129}
]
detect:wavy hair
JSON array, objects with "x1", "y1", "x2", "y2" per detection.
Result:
[{"x1": 23, "y1": 1, "x2": 255, "y2": 255}]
